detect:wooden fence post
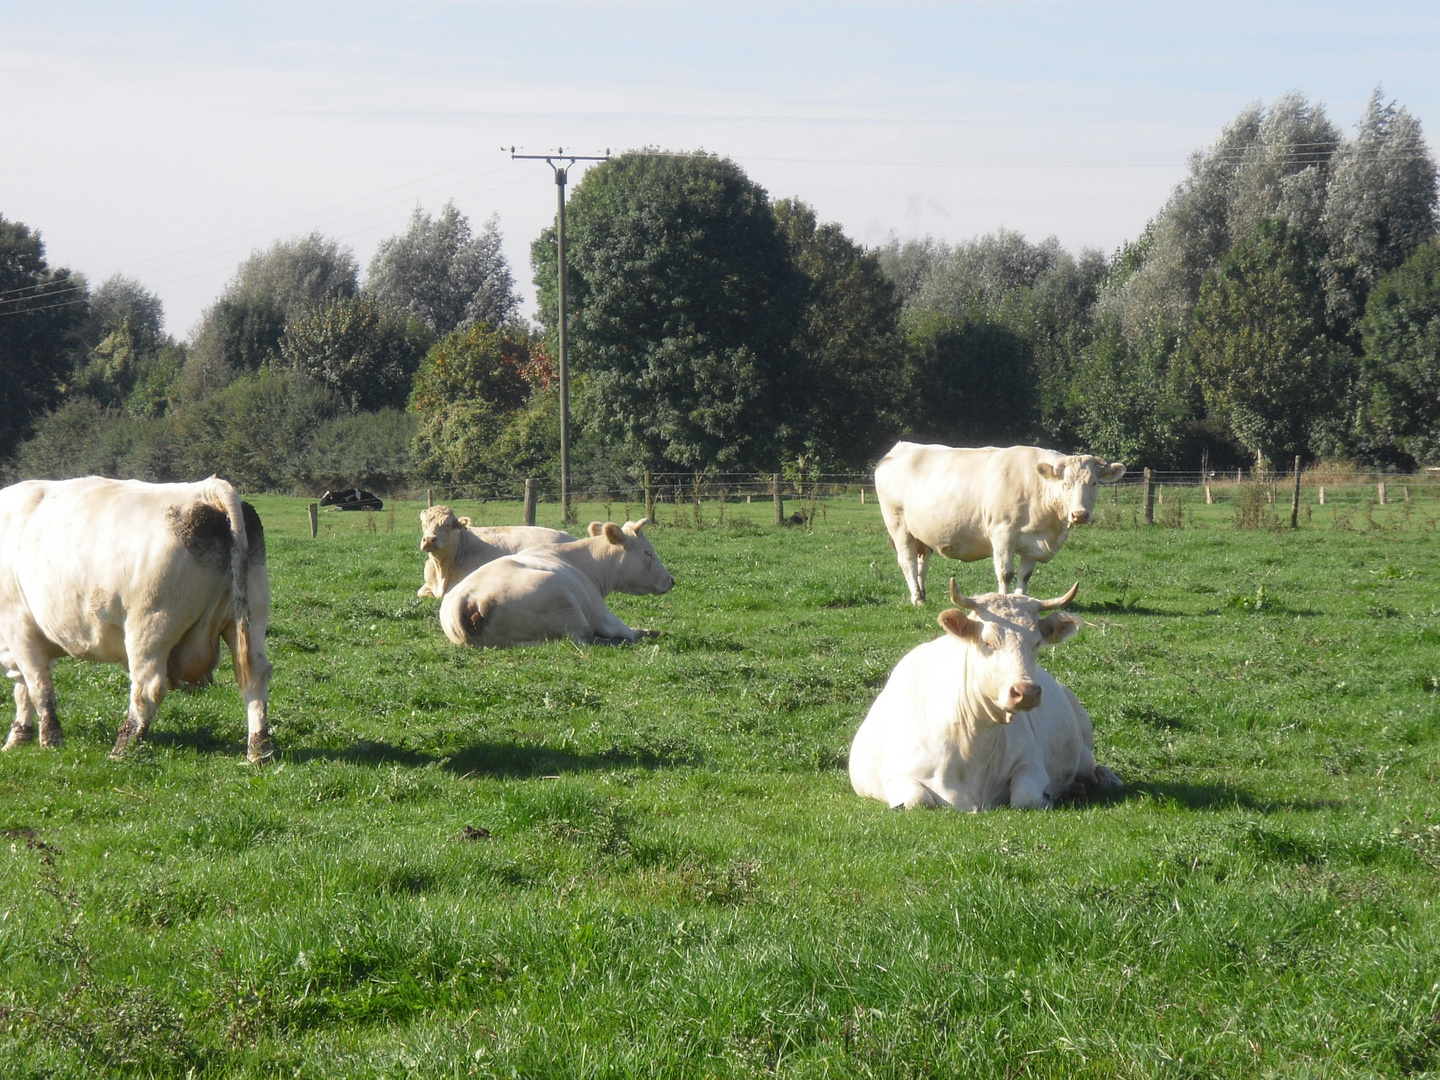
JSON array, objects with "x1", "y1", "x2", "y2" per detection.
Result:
[
  {"x1": 860, "y1": 488, "x2": 866, "y2": 505},
  {"x1": 1157, "y1": 484, "x2": 1164, "y2": 505},
  {"x1": 1142, "y1": 468, "x2": 1154, "y2": 524},
  {"x1": 523, "y1": 478, "x2": 537, "y2": 526},
  {"x1": 427, "y1": 488, "x2": 433, "y2": 508},
  {"x1": 1290, "y1": 456, "x2": 1301, "y2": 528},
  {"x1": 308, "y1": 502, "x2": 318, "y2": 539},
  {"x1": 1404, "y1": 485, "x2": 1411, "y2": 502},
  {"x1": 1378, "y1": 481, "x2": 1388, "y2": 505},
  {"x1": 692, "y1": 473, "x2": 702, "y2": 526},
  {"x1": 773, "y1": 473, "x2": 784, "y2": 526},
  {"x1": 1319, "y1": 486, "x2": 1326, "y2": 505},
  {"x1": 1205, "y1": 484, "x2": 1213, "y2": 505},
  {"x1": 644, "y1": 470, "x2": 654, "y2": 522}
]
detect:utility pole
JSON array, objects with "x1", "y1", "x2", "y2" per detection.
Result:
[{"x1": 508, "y1": 146, "x2": 610, "y2": 524}]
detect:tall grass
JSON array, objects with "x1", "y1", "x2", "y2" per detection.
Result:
[{"x1": 2, "y1": 495, "x2": 1438, "y2": 1077}]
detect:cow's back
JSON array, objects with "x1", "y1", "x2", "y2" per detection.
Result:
[
  {"x1": 0, "y1": 478, "x2": 242, "y2": 664},
  {"x1": 877, "y1": 443, "x2": 1055, "y2": 556}
]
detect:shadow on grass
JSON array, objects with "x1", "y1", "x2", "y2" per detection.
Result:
[
  {"x1": 1110, "y1": 779, "x2": 1350, "y2": 813},
  {"x1": 277, "y1": 738, "x2": 700, "y2": 778}
]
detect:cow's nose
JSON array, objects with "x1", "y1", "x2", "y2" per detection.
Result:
[
  {"x1": 1069, "y1": 509, "x2": 1091, "y2": 525},
  {"x1": 420, "y1": 538, "x2": 435, "y2": 551},
  {"x1": 1005, "y1": 682, "x2": 1042, "y2": 711}
]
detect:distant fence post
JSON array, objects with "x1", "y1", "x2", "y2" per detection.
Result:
[
  {"x1": 427, "y1": 488, "x2": 433, "y2": 508},
  {"x1": 1142, "y1": 468, "x2": 1154, "y2": 525},
  {"x1": 1205, "y1": 484, "x2": 1213, "y2": 505},
  {"x1": 1290, "y1": 456, "x2": 1302, "y2": 528},
  {"x1": 1404, "y1": 485, "x2": 1411, "y2": 502},
  {"x1": 1319, "y1": 485, "x2": 1326, "y2": 505},
  {"x1": 523, "y1": 478, "x2": 537, "y2": 526},
  {"x1": 1378, "y1": 481, "x2": 1388, "y2": 505},
  {"x1": 308, "y1": 502, "x2": 318, "y2": 539},
  {"x1": 644, "y1": 470, "x2": 654, "y2": 521},
  {"x1": 773, "y1": 473, "x2": 784, "y2": 526}
]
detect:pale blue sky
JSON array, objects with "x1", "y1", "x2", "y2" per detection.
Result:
[{"x1": 4, "y1": 2, "x2": 1438, "y2": 334}]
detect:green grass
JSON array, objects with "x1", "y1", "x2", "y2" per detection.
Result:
[{"x1": 3, "y1": 490, "x2": 1440, "y2": 1077}]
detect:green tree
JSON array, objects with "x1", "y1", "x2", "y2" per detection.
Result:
[
  {"x1": 0, "y1": 215, "x2": 88, "y2": 461},
  {"x1": 1353, "y1": 239, "x2": 1440, "y2": 466},
  {"x1": 1190, "y1": 218, "x2": 1352, "y2": 467},
  {"x1": 278, "y1": 295, "x2": 431, "y2": 412},
  {"x1": 774, "y1": 199, "x2": 905, "y2": 467},
  {"x1": 901, "y1": 312, "x2": 1035, "y2": 446},
  {"x1": 531, "y1": 151, "x2": 802, "y2": 471}
]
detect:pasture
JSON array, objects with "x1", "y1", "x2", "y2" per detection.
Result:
[{"x1": 3, "y1": 489, "x2": 1440, "y2": 1078}]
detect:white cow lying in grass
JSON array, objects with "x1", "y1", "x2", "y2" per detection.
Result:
[
  {"x1": 849, "y1": 580, "x2": 1121, "y2": 811},
  {"x1": 416, "y1": 505, "x2": 577, "y2": 598},
  {"x1": 440, "y1": 520, "x2": 673, "y2": 647}
]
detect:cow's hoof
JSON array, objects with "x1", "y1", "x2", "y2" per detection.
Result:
[
  {"x1": 1093, "y1": 765, "x2": 1123, "y2": 792},
  {"x1": 635, "y1": 628, "x2": 661, "y2": 639},
  {"x1": 247, "y1": 736, "x2": 275, "y2": 764},
  {"x1": 38, "y1": 725, "x2": 64, "y2": 749}
]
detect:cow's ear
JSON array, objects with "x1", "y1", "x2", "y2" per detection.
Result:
[
  {"x1": 1036, "y1": 462, "x2": 1060, "y2": 481},
  {"x1": 459, "y1": 516, "x2": 472, "y2": 527},
  {"x1": 602, "y1": 522, "x2": 625, "y2": 545},
  {"x1": 937, "y1": 608, "x2": 981, "y2": 641},
  {"x1": 1038, "y1": 612, "x2": 1080, "y2": 645},
  {"x1": 1102, "y1": 462, "x2": 1126, "y2": 482},
  {"x1": 587, "y1": 521, "x2": 606, "y2": 536}
]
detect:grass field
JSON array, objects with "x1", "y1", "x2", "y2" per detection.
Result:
[{"x1": 3, "y1": 487, "x2": 1440, "y2": 1078}]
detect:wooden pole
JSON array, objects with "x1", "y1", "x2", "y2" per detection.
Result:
[
  {"x1": 308, "y1": 502, "x2": 318, "y2": 539},
  {"x1": 860, "y1": 488, "x2": 866, "y2": 505},
  {"x1": 1142, "y1": 468, "x2": 1155, "y2": 524},
  {"x1": 644, "y1": 470, "x2": 654, "y2": 522},
  {"x1": 773, "y1": 473, "x2": 784, "y2": 526},
  {"x1": 427, "y1": 488, "x2": 433, "y2": 508},
  {"x1": 523, "y1": 478, "x2": 537, "y2": 527},
  {"x1": 1378, "y1": 481, "x2": 1388, "y2": 506},
  {"x1": 1319, "y1": 486, "x2": 1326, "y2": 505},
  {"x1": 1205, "y1": 484, "x2": 1213, "y2": 505},
  {"x1": 1157, "y1": 484, "x2": 1164, "y2": 505},
  {"x1": 1289, "y1": 456, "x2": 1301, "y2": 528}
]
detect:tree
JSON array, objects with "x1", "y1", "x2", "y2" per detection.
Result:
[
  {"x1": 409, "y1": 322, "x2": 543, "y2": 488},
  {"x1": 1322, "y1": 90, "x2": 1439, "y2": 329},
  {"x1": 278, "y1": 295, "x2": 431, "y2": 412},
  {"x1": 1352, "y1": 239, "x2": 1440, "y2": 466},
  {"x1": 0, "y1": 215, "x2": 88, "y2": 461},
  {"x1": 901, "y1": 312, "x2": 1035, "y2": 446},
  {"x1": 368, "y1": 203, "x2": 518, "y2": 336},
  {"x1": 185, "y1": 233, "x2": 357, "y2": 397},
  {"x1": 531, "y1": 151, "x2": 802, "y2": 471},
  {"x1": 774, "y1": 199, "x2": 906, "y2": 467},
  {"x1": 1190, "y1": 218, "x2": 1351, "y2": 466}
]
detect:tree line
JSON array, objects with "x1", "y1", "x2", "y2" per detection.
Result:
[{"x1": 4, "y1": 89, "x2": 1439, "y2": 493}]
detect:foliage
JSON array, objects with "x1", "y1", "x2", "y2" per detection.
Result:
[
  {"x1": 1191, "y1": 218, "x2": 1354, "y2": 466},
  {"x1": 368, "y1": 203, "x2": 519, "y2": 336},
  {"x1": 278, "y1": 294, "x2": 432, "y2": 412},
  {"x1": 1354, "y1": 239, "x2": 1440, "y2": 465},
  {"x1": 0, "y1": 215, "x2": 88, "y2": 460},
  {"x1": 304, "y1": 408, "x2": 419, "y2": 492},
  {"x1": 185, "y1": 232, "x2": 358, "y2": 395},
  {"x1": 901, "y1": 311, "x2": 1036, "y2": 445},
  {"x1": 531, "y1": 151, "x2": 802, "y2": 470},
  {"x1": 775, "y1": 199, "x2": 906, "y2": 467}
]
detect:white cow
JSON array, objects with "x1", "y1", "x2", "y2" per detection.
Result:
[
  {"x1": 0, "y1": 476, "x2": 273, "y2": 762},
  {"x1": 875, "y1": 441, "x2": 1125, "y2": 603},
  {"x1": 849, "y1": 581, "x2": 1121, "y2": 811},
  {"x1": 440, "y1": 520, "x2": 673, "y2": 647},
  {"x1": 416, "y1": 505, "x2": 577, "y2": 598}
]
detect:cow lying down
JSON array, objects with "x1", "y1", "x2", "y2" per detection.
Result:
[
  {"x1": 850, "y1": 581, "x2": 1120, "y2": 811},
  {"x1": 0, "y1": 476, "x2": 273, "y2": 762},
  {"x1": 440, "y1": 520, "x2": 673, "y2": 647},
  {"x1": 416, "y1": 505, "x2": 577, "y2": 598}
]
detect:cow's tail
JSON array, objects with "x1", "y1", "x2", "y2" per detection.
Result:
[
  {"x1": 443, "y1": 593, "x2": 490, "y2": 647},
  {"x1": 199, "y1": 476, "x2": 254, "y2": 688}
]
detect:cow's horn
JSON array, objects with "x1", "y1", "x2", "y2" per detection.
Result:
[
  {"x1": 1037, "y1": 582, "x2": 1080, "y2": 610},
  {"x1": 948, "y1": 578, "x2": 980, "y2": 610}
]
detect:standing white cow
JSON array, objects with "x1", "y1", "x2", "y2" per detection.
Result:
[
  {"x1": 416, "y1": 505, "x2": 577, "y2": 598},
  {"x1": 440, "y1": 520, "x2": 673, "y2": 647},
  {"x1": 849, "y1": 580, "x2": 1121, "y2": 811},
  {"x1": 875, "y1": 441, "x2": 1125, "y2": 603},
  {"x1": 0, "y1": 476, "x2": 273, "y2": 762}
]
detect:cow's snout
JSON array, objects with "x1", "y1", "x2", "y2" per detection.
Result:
[
  {"x1": 420, "y1": 536, "x2": 436, "y2": 552},
  {"x1": 1004, "y1": 682, "x2": 1042, "y2": 712},
  {"x1": 1069, "y1": 509, "x2": 1091, "y2": 525}
]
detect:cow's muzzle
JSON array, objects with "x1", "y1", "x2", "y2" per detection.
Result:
[
  {"x1": 1003, "y1": 682, "x2": 1042, "y2": 712},
  {"x1": 1069, "y1": 510, "x2": 1092, "y2": 525}
]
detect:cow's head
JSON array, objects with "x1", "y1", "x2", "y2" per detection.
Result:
[
  {"x1": 937, "y1": 579, "x2": 1080, "y2": 718},
  {"x1": 1036, "y1": 455, "x2": 1126, "y2": 525},
  {"x1": 588, "y1": 518, "x2": 674, "y2": 595},
  {"x1": 419, "y1": 505, "x2": 470, "y2": 554}
]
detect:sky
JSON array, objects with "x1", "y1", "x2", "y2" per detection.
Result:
[{"x1": 4, "y1": 1, "x2": 1439, "y2": 337}]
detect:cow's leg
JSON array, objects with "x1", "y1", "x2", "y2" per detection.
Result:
[
  {"x1": 223, "y1": 625, "x2": 273, "y2": 764},
  {"x1": 915, "y1": 544, "x2": 931, "y2": 603},
  {"x1": 883, "y1": 776, "x2": 945, "y2": 809},
  {"x1": 113, "y1": 655, "x2": 167, "y2": 758},
  {"x1": 5, "y1": 678, "x2": 36, "y2": 749},
  {"x1": 891, "y1": 533, "x2": 926, "y2": 605},
  {"x1": 1008, "y1": 766, "x2": 1054, "y2": 809},
  {"x1": 990, "y1": 531, "x2": 1018, "y2": 594},
  {"x1": 1016, "y1": 555, "x2": 1040, "y2": 595},
  {"x1": 588, "y1": 608, "x2": 640, "y2": 646}
]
